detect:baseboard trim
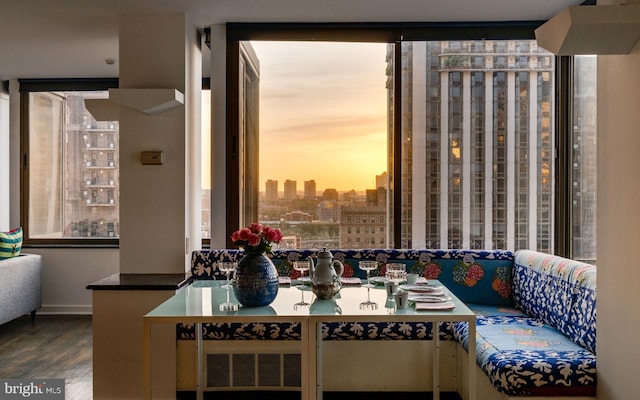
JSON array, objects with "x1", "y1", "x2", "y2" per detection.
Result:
[{"x1": 38, "y1": 305, "x2": 92, "y2": 315}]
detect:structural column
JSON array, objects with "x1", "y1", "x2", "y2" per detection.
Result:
[
  {"x1": 118, "y1": 14, "x2": 201, "y2": 274},
  {"x1": 90, "y1": 14, "x2": 202, "y2": 400}
]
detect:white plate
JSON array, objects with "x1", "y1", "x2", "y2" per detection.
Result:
[
  {"x1": 369, "y1": 276, "x2": 388, "y2": 284},
  {"x1": 415, "y1": 301, "x2": 456, "y2": 311},
  {"x1": 399, "y1": 284, "x2": 443, "y2": 292},
  {"x1": 408, "y1": 294, "x2": 451, "y2": 303}
]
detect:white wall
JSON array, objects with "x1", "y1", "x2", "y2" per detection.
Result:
[
  {"x1": 26, "y1": 248, "x2": 119, "y2": 314},
  {"x1": 596, "y1": 41, "x2": 640, "y2": 399}
]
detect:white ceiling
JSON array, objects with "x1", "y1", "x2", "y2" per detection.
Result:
[{"x1": 0, "y1": 0, "x2": 582, "y2": 81}]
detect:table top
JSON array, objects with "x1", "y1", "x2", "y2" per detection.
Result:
[
  {"x1": 87, "y1": 273, "x2": 192, "y2": 291},
  {"x1": 145, "y1": 280, "x2": 475, "y2": 323}
]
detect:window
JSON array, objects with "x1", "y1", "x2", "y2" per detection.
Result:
[
  {"x1": 220, "y1": 24, "x2": 595, "y2": 257},
  {"x1": 23, "y1": 81, "x2": 214, "y2": 247},
  {"x1": 22, "y1": 84, "x2": 119, "y2": 244},
  {"x1": 231, "y1": 39, "x2": 389, "y2": 250}
]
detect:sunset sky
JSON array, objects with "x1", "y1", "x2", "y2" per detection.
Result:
[
  {"x1": 251, "y1": 41, "x2": 388, "y2": 193},
  {"x1": 201, "y1": 41, "x2": 389, "y2": 193}
]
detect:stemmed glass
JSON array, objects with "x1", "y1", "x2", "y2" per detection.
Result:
[
  {"x1": 218, "y1": 261, "x2": 238, "y2": 311},
  {"x1": 359, "y1": 287, "x2": 378, "y2": 310},
  {"x1": 293, "y1": 261, "x2": 311, "y2": 309},
  {"x1": 359, "y1": 261, "x2": 378, "y2": 288},
  {"x1": 219, "y1": 262, "x2": 237, "y2": 289},
  {"x1": 293, "y1": 260, "x2": 311, "y2": 285}
]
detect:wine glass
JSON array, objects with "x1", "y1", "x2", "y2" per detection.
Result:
[
  {"x1": 218, "y1": 261, "x2": 238, "y2": 311},
  {"x1": 359, "y1": 261, "x2": 378, "y2": 288},
  {"x1": 293, "y1": 261, "x2": 311, "y2": 309},
  {"x1": 359, "y1": 287, "x2": 378, "y2": 310},
  {"x1": 219, "y1": 262, "x2": 237, "y2": 289},
  {"x1": 293, "y1": 260, "x2": 311, "y2": 285}
]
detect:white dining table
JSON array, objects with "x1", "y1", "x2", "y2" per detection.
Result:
[{"x1": 143, "y1": 280, "x2": 476, "y2": 400}]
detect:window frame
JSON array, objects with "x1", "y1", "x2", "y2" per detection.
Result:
[
  {"x1": 18, "y1": 26, "x2": 584, "y2": 252},
  {"x1": 222, "y1": 22, "x2": 585, "y2": 252}
]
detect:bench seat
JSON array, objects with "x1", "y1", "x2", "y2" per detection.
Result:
[
  {"x1": 176, "y1": 248, "x2": 596, "y2": 398},
  {"x1": 455, "y1": 315, "x2": 596, "y2": 396}
]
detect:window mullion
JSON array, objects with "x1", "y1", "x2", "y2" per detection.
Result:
[
  {"x1": 554, "y1": 55, "x2": 573, "y2": 258},
  {"x1": 393, "y1": 41, "x2": 403, "y2": 248}
]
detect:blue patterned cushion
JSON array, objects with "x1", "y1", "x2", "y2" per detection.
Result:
[
  {"x1": 177, "y1": 322, "x2": 302, "y2": 340},
  {"x1": 483, "y1": 349, "x2": 596, "y2": 396},
  {"x1": 455, "y1": 315, "x2": 596, "y2": 396},
  {"x1": 176, "y1": 320, "x2": 458, "y2": 341},
  {"x1": 191, "y1": 249, "x2": 515, "y2": 305},
  {"x1": 321, "y1": 321, "x2": 457, "y2": 341},
  {"x1": 513, "y1": 250, "x2": 597, "y2": 353},
  {"x1": 453, "y1": 306, "x2": 527, "y2": 349}
]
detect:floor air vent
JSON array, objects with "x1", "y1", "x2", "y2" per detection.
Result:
[{"x1": 206, "y1": 353, "x2": 301, "y2": 389}]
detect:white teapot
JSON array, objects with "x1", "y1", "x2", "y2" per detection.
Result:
[{"x1": 308, "y1": 248, "x2": 344, "y2": 300}]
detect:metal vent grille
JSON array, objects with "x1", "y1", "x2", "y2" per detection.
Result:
[{"x1": 206, "y1": 353, "x2": 301, "y2": 389}]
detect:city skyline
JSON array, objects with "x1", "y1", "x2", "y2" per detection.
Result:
[{"x1": 261, "y1": 171, "x2": 387, "y2": 196}]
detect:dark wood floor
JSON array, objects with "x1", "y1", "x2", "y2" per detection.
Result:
[
  {"x1": 0, "y1": 315, "x2": 461, "y2": 400},
  {"x1": 0, "y1": 314, "x2": 93, "y2": 400}
]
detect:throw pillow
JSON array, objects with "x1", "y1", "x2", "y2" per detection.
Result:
[{"x1": 0, "y1": 227, "x2": 23, "y2": 259}]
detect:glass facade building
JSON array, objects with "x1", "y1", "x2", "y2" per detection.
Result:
[{"x1": 392, "y1": 40, "x2": 556, "y2": 252}]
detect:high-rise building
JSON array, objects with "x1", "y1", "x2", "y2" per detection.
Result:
[
  {"x1": 389, "y1": 40, "x2": 559, "y2": 251},
  {"x1": 571, "y1": 56, "x2": 597, "y2": 263},
  {"x1": 283, "y1": 179, "x2": 297, "y2": 200},
  {"x1": 375, "y1": 172, "x2": 388, "y2": 189},
  {"x1": 265, "y1": 179, "x2": 278, "y2": 202},
  {"x1": 304, "y1": 180, "x2": 316, "y2": 199}
]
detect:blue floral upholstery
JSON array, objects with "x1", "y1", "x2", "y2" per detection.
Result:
[
  {"x1": 454, "y1": 316, "x2": 596, "y2": 396},
  {"x1": 513, "y1": 250, "x2": 597, "y2": 353},
  {"x1": 453, "y1": 251, "x2": 597, "y2": 396},
  {"x1": 191, "y1": 249, "x2": 515, "y2": 305},
  {"x1": 321, "y1": 321, "x2": 457, "y2": 341},
  {"x1": 177, "y1": 322, "x2": 302, "y2": 340},
  {"x1": 181, "y1": 248, "x2": 597, "y2": 397},
  {"x1": 176, "y1": 320, "x2": 457, "y2": 341}
]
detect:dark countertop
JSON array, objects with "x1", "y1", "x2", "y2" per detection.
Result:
[{"x1": 86, "y1": 273, "x2": 192, "y2": 290}]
